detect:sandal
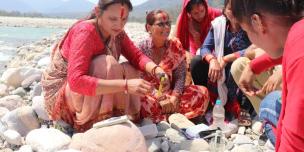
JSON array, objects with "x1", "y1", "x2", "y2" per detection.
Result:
[{"x1": 238, "y1": 109, "x2": 252, "y2": 127}]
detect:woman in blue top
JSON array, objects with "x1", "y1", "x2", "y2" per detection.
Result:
[{"x1": 190, "y1": 0, "x2": 252, "y2": 123}]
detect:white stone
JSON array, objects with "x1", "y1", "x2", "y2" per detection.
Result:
[
  {"x1": 246, "y1": 128, "x2": 252, "y2": 134},
  {"x1": 1, "y1": 106, "x2": 40, "y2": 136},
  {"x1": 11, "y1": 87, "x2": 27, "y2": 97},
  {"x1": 26, "y1": 128, "x2": 71, "y2": 152},
  {"x1": 238, "y1": 126, "x2": 246, "y2": 135},
  {"x1": 264, "y1": 140, "x2": 275, "y2": 152},
  {"x1": 231, "y1": 144, "x2": 260, "y2": 152},
  {"x1": 0, "y1": 95, "x2": 24, "y2": 111},
  {"x1": 31, "y1": 96, "x2": 49, "y2": 120},
  {"x1": 1, "y1": 148, "x2": 13, "y2": 152},
  {"x1": 168, "y1": 113, "x2": 195, "y2": 130},
  {"x1": 21, "y1": 74, "x2": 41, "y2": 89},
  {"x1": 165, "y1": 128, "x2": 187, "y2": 143},
  {"x1": 233, "y1": 135, "x2": 253, "y2": 145},
  {"x1": 1, "y1": 67, "x2": 42, "y2": 88},
  {"x1": 30, "y1": 84, "x2": 42, "y2": 98},
  {"x1": 37, "y1": 56, "x2": 50, "y2": 67},
  {"x1": 252, "y1": 121, "x2": 263, "y2": 135},
  {"x1": 138, "y1": 124, "x2": 158, "y2": 139},
  {"x1": 0, "y1": 83, "x2": 8, "y2": 96},
  {"x1": 160, "y1": 140, "x2": 169, "y2": 152},
  {"x1": 3, "y1": 129, "x2": 22, "y2": 145},
  {"x1": 146, "y1": 138, "x2": 161, "y2": 152},
  {"x1": 180, "y1": 139, "x2": 210, "y2": 151},
  {"x1": 17, "y1": 145, "x2": 33, "y2": 152},
  {"x1": 0, "y1": 107, "x2": 9, "y2": 118},
  {"x1": 69, "y1": 122, "x2": 146, "y2": 152}
]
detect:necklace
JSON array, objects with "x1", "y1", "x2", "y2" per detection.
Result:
[
  {"x1": 95, "y1": 18, "x2": 117, "y2": 59},
  {"x1": 152, "y1": 46, "x2": 166, "y2": 65}
]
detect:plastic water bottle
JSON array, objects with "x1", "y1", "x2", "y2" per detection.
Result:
[
  {"x1": 210, "y1": 130, "x2": 225, "y2": 152},
  {"x1": 212, "y1": 99, "x2": 225, "y2": 130}
]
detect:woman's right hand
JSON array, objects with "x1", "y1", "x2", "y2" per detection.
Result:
[
  {"x1": 127, "y1": 79, "x2": 153, "y2": 97},
  {"x1": 239, "y1": 64, "x2": 257, "y2": 96},
  {"x1": 208, "y1": 59, "x2": 222, "y2": 82}
]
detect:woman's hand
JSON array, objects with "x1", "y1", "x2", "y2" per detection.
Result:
[
  {"x1": 208, "y1": 59, "x2": 222, "y2": 82},
  {"x1": 239, "y1": 64, "x2": 257, "y2": 96},
  {"x1": 219, "y1": 57, "x2": 228, "y2": 70},
  {"x1": 257, "y1": 69, "x2": 282, "y2": 95},
  {"x1": 154, "y1": 67, "x2": 170, "y2": 93},
  {"x1": 159, "y1": 98, "x2": 175, "y2": 114},
  {"x1": 127, "y1": 79, "x2": 153, "y2": 97},
  {"x1": 169, "y1": 95, "x2": 180, "y2": 112}
]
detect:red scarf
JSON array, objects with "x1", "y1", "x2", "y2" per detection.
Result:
[{"x1": 176, "y1": 0, "x2": 221, "y2": 55}]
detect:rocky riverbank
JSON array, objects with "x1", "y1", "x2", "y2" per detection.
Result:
[{"x1": 0, "y1": 17, "x2": 274, "y2": 152}]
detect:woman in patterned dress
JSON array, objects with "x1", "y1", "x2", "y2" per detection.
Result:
[{"x1": 138, "y1": 10, "x2": 209, "y2": 123}]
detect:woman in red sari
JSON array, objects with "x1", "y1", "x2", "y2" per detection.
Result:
[
  {"x1": 139, "y1": 10, "x2": 209, "y2": 123},
  {"x1": 41, "y1": 0, "x2": 169, "y2": 132},
  {"x1": 175, "y1": 0, "x2": 221, "y2": 55}
]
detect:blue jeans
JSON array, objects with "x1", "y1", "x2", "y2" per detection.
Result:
[{"x1": 259, "y1": 91, "x2": 282, "y2": 145}]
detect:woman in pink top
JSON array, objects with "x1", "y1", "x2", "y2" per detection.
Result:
[
  {"x1": 230, "y1": 0, "x2": 304, "y2": 151},
  {"x1": 41, "y1": 0, "x2": 169, "y2": 132}
]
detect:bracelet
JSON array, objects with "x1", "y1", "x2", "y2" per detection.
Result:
[
  {"x1": 206, "y1": 56, "x2": 216, "y2": 63},
  {"x1": 124, "y1": 79, "x2": 128, "y2": 94},
  {"x1": 151, "y1": 65, "x2": 160, "y2": 77}
]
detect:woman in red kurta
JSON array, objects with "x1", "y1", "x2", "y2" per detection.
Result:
[
  {"x1": 231, "y1": 0, "x2": 304, "y2": 151},
  {"x1": 139, "y1": 10, "x2": 209, "y2": 123},
  {"x1": 175, "y1": 0, "x2": 221, "y2": 55},
  {"x1": 41, "y1": 0, "x2": 169, "y2": 132}
]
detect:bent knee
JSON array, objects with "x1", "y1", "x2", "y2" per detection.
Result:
[{"x1": 230, "y1": 57, "x2": 250, "y2": 80}]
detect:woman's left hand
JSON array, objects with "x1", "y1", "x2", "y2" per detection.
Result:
[
  {"x1": 155, "y1": 67, "x2": 170, "y2": 92},
  {"x1": 169, "y1": 95, "x2": 180, "y2": 113}
]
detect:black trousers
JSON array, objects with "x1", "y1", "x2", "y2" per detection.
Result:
[{"x1": 190, "y1": 55, "x2": 209, "y2": 86}]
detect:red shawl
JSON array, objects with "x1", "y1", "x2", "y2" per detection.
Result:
[{"x1": 176, "y1": 0, "x2": 221, "y2": 55}]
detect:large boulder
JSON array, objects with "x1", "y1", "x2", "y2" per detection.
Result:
[
  {"x1": 1, "y1": 106, "x2": 40, "y2": 136},
  {"x1": 0, "y1": 95, "x2": 25, "y2": 111},
  {"x1": 1, "y1": 67, "x2": 42, "y2": 88},
  {"x1": 26, "y1": 128, "x2": 71, "y2": 152},
  {"x1": 69, "y1": 122, "x2": 147, "y2": 152}
]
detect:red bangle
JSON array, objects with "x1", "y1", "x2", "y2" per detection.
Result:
[
  {"x1": 124, "y1": 79, "x2": 128, "y2": 94},
  {"x1": 151, "y1": 65, "x2": 160, "y2": 77}
]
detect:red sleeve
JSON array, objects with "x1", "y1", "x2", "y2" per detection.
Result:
[
  {"x1": 279, "y1": 59, "x2": 304, "y2": 151},
  {"x1": 66, "y1": 27, "x2": 99, "y2": 96},
  {"x1": 249, "y1": 54, "x2": 282, "y2": 74},
  {"x1": 121, "y1": 32, "x2": 151, "y2": 71}
]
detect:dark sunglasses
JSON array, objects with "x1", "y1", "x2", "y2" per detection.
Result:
[{"x1": 153, "y1": 21, "x2": 171, "y2": 27}]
